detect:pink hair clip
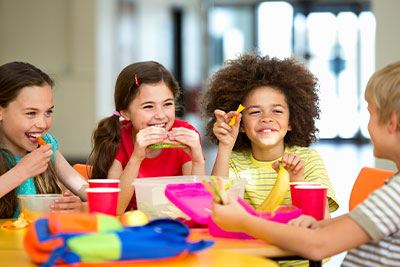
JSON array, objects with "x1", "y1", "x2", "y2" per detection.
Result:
[
  {"x1": 113, "y1": 111, "x2": 121, "y2": 117},
  {"x1": 135, "y1": 73, "x2": 139, "y2": 86}
]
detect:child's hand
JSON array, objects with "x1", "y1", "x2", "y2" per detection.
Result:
[
  {"x1": 211, "y1": 195, "x2": 249, "y2": 232},
  {"x1": 287, "y1": 215, "x2": 319, "y2": 230},
  {"x1": 213, "y1": 109, "x2": 242, "y2": 148},
  {"x1": 15, "y1": 144, "x2": 53, "y2": 180},
  {"x1": 133, "y1": 126, "x2": 168, "y2": 160},
  {"x1": 202, "y1": 177, "x2": 246, "y2": 232},
  {"x1": 272, "y1": 152, "x2": 305, "y2": 182},
  {"x1": 50, "y1": 190, "x2": 83, "y2": 212},
  {"x1": 167, "y1": 127, "x2": 203, "y2": 162}
]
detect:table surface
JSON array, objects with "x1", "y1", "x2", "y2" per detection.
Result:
[{"x1": 0, "y1": 218, "x2": 291, "y2": 267}]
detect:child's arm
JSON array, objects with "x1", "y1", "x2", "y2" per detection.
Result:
[
  {"x1": 54, "y1": 151, "x2": 88, "y2": 201},
  {"x1": 108, "y1": 158, "x2": 140, "y2": 215},
  {"x1": 168, "y1": 127, "x2": 205, "y2": 175},
  {"x1": 110, "y1": 126, "x2": 167, "y2": 214},
  {"x1": 211, "y1": 109, "x2": 242, "y2": 176},
  {"x1": 0, "y1": 145, "x2": 53, "y2": 198},
  {"x1": 211, "y1": 196, "x2": 370, "y2": 261},
  {"x1": 36, "y1": 137, "x2": 89, "y2": 210}
]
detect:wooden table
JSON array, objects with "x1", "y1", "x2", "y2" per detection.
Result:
[{"x1": 0, "y1": 219, "x2": 278, "y2": 267}]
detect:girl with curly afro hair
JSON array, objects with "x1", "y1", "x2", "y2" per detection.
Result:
[{"x1": 201, "y1": 55, "x2": 339, "y2": 263}]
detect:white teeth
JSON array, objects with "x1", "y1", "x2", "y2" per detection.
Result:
[
  {"x1": 27, "y1": 133, "x2": 42, "y2": 138},
  {"x1": 262, "y1": 129, "x2": 272, "y2": 133},
  {"x1": 153, "y1": 124, "x2": 166, "y2": 128}
]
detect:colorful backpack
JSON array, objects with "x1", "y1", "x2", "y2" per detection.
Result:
[{"x1": 24, "y1": 212, "x2": 214, "y2": 266}]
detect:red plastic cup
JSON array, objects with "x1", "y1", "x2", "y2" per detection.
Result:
[
  {"x1": 295, "y1": 185, "x2": 327, "y2": 221},
  {"x1": 86, "y1": 188, "x2": 120, "y2": 216},
  {"x1": 289, "y1": 182, "x2": 321, "y2": 207},
  {"x1": 88, "y1": 179, "x2": 120, "y2": 188}
]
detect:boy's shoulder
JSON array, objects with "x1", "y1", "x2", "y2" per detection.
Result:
[{"x1": 389, "y1": 172, "x2": 400, "y2": 183}]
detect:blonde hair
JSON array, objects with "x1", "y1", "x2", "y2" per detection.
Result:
[{"x1": 365, "y1": 61, "x2": 400, "y2": 127}]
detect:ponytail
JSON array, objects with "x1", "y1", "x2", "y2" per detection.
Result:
[{"x1": 88, "y1": 115, "x2": 121, "y2": 179}]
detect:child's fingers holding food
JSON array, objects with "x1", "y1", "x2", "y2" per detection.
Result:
[
  {"x1": 292, "y1": 158, "x2": 305, "y2": 174},
  {"x1": 272, "y1": 160, "x2": 281, "y2": 173},
  {"x1": 214, "y1": 109, "x2": 228, "y2": 121},
  {"x1": 202, "y1": 180, "x2": 221, "y2": 203},
  {"x1": 281, "y1": 153, "x2": 305, "y2": 174}
]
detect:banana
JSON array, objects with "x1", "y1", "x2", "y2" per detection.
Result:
[{"x1": 256, "y1": 163, "x2": 290, "y2": 212}]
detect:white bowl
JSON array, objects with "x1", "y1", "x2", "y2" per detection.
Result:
[
  {"x1": 18, "y1": 194, "x2": 62, "y2": 213},
  {"x1": 133, "y1": 176, "x2": 246, "y2": 220}
]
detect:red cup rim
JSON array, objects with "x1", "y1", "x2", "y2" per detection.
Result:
[
  {"x1": 88, "y1": 179, "x2": 120, "y2": 183},
  {"x1": 86, "y1": 188, "x2": 121, "y2": 193},
  {"x1": 295, "y1": 185, "x2": 328, "y2": 189},
  {"x1": 290, "y1": 182, "x2": 321, "y2": 185}
]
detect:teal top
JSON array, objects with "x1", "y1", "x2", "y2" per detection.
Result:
[{"x1": 10, "y1": 134, "x2": 58, "y2": 218}]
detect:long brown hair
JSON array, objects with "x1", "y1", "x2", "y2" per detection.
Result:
[
  {"x1": 88, "y1": 61, "x2": 181, "y2": 179},
  {"x1": 0, "y1": 62, "x2": 62, "y2": 218}
]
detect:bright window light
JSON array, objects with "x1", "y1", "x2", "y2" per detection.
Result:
[{"x1": 257, "y1": 2, "x2": 293, "y2": 58}]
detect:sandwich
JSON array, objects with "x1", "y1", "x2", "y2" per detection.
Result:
[{"x1": 148, "y1": 139, "x2": 187, "y2": 149}]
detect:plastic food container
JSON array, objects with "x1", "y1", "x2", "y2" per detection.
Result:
[
  {"x1": 164, "y1": 182, "x2": 302, "y2": 239},
  {"x1": 18, "y1": 194, "x2": 62, "y2": 213},
  {"x1": 133, "y1": 176, "x2": 246, "y2": 220}
]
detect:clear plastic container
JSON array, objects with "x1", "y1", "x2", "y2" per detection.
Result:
[
  {"x1": 133, "y1": 176, "x2": 246, "y2": 220},
  {"x1": 18, "y1": 194, "x2": 62, "y2": 213}
]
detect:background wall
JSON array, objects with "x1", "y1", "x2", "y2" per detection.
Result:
[
  {"x1": 372, "y1": 0, "x2": 400, "y2": 170},
  {"x1": 0, "y1": 0, "x2": 97, "y2": 160},
  {"x1": 0, "y1": 0, "x2": 204, "y2": 163}
]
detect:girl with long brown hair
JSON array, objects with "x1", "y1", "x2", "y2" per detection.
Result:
[
  {"x1": 0, "y1": 61, "x2": 88, "y2": 218},
  {"x1": 88, "y1": 61, "x2": 205, "y2": 215}
]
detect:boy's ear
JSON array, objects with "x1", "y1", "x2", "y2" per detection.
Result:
[
  {"x1": 0, "y1": 107, "x2": 3, "y2": 121},
  {"x1": 119, "y1": 110, "x2": 130, "y2": 121},
  {"x1": 388, "y1": 112, "x2": 398, "y2": 133}
]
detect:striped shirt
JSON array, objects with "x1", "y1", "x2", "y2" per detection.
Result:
[
  {"x1": 342, "y1": 173, "x2": 400, "y2": 267},
  {"x1": 229, "y1": 146, "x2": 339, "y2": 212},
  {"x1": 229, "y1": 146, "x2": 338, "y2": 267}
]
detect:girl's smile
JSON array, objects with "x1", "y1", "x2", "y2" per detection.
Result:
[
  {"x1": 121, "y1": 81, "x2": 175, "y2": 136},
  {"x1": 0, "y1": 85, "x2": 53, "y2": 157}
]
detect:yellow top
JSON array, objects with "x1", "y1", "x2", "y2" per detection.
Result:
[{"x1": 229, "y1": 145, "x2": 338, "y2": 212}]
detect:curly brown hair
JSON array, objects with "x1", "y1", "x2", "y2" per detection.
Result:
[{"x1": 200, "y1": 53, "x2": 320, "y2": 151}]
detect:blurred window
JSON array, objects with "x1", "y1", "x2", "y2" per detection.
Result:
[{"x1": 208, "y1": 1, "x2": 374, "y2": 141}]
